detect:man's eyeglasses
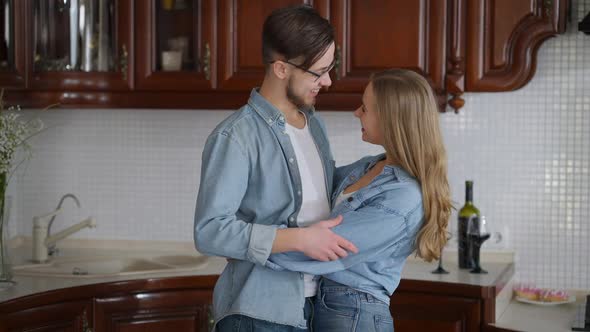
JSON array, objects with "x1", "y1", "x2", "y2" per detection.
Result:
[{"x1": 271, "y1": 60, "x2": 334, "y2": 82}]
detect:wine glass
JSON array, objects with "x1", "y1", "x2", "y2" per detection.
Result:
[
  {"x1": 431, "y1": 232, "x2": 453, "y2": 274},
  {"x1": 467, "y1": 215, "x2": 491, "y2": 274}
]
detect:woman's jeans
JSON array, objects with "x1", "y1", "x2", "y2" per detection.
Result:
[{"x1": 313, "y1": 278, "x2": 394, "y2": 332}]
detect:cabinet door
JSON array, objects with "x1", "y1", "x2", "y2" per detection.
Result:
[
  {"x1": 466, "y1": 0, "x2": 568, "y2": 91},
  {"x1": 327, "y1": 0, "x2": 447, "y2": 108},
  {"x1": 390, "y1": 292, "x2": 481, "y2": 332},
  {"x1": 94, "y1": 289, "x2": 213, "y2": 332},
  {"x1": 26, "y1": 0, "x2": 133, "y2": 91},
  {"x1": 217, "y1": 0, "x2": 329, "y2": 91},
  {"x1": 135, "y1": 0, "x2": 216, "y2": 91},
  {"x1": 0, "y1": 0, "x2": 26, "y2": 88},
  {"x1": 0, "y1": 300, "x2": 92, "y2": 332}
]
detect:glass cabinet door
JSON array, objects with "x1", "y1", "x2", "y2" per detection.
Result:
[
  {"x1": 135, "y1": 0, "x2": 215, "y2": 91},
  {"x1": 0, "y1": 0, "x2": 25, "y2": 88},
  {"x1": 28, "y1": 0, "x2": 132, "y2": 91},
  {"x1": 0, "y1": 0, "x2": 14, "y2": 71}
]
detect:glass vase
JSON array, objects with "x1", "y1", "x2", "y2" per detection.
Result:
[{"x1": 0, "y1": 172, "x2": 15, "y2": 288}]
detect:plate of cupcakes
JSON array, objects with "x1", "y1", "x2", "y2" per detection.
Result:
[{"x1": 513, "y1": 284, "x2": 576, "y2": 306}]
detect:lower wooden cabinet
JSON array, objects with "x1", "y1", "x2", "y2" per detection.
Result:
[
  {"x1": 0, "y1": 276, "x2": 218, "y2": 332},
  {"x1": 391, "y1": 292, "x2": 480, "y2": 332},
  {"x1": 94, "y1": 289, "x2": 213, "y2": 332},
  {"x1": 0, "y1": 271, "x2": 513, "y2": 332},
  {"x1": 0, "y1": 300, "x2": 92, "y2": 332}
]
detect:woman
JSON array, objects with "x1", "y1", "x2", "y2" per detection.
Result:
[{"x1": 266, "y1": 69, "x2": 453, "y2": 331}]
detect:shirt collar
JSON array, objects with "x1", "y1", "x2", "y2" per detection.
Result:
[
  {"x1": 247, "y1": 88, "x2": 315, "y2": 126},
  {"x1": 366, "y1": 153, "x2": 414, "y2": 180}
]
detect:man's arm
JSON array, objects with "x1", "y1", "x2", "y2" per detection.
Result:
[
  {"x1": 194, "y1": 132, "x2": 278, "y2": 265},
  {"x1": 266, "y1": 202, "x2": 416, "y2": 273},
  {"x1": 194, "y1": 132, "x2": 357, "y2": 266}
]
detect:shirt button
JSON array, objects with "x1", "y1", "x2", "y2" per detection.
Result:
[
  {"x1": 300, "y1": 273, "x2": 304, "y2": 279},
  {"x1": 297, "y1": 190, "x2": 301, "y2": 196},
  {"x1": 347, "y1": 197, "x2": 354, "y2": 202},
  {"x1": 267, "y1": 119, "x2": 272, "y2": 124},
  {"x1": 279, "y1": 116, "x2": 284, "y2": 121},
  {"x1": 289, "y1": 158, "x2": 294, "y2": 163},
  {"x1": 289, "y1": 217, "x2": 294, "y2": 222}
]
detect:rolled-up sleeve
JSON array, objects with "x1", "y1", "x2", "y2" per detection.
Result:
[{"x1": 194, "y1": 132, "x2": 276, "y2": 264}]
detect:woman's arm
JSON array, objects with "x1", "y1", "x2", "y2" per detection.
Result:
[{"x1": 266, "y1": 200, "x2": 420, "y2": 274}]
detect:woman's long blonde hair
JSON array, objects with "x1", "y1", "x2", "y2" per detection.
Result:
[{"x1": 371, "y1": 69, "x2": 452, "y2": 262}]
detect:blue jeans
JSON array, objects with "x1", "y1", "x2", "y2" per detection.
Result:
[
  {"x1": 313, "y1": 278, "x2": 394, "y2": 332},
  {"x1": 217, "y1": 297, "x2": 314, "y2": 332}
]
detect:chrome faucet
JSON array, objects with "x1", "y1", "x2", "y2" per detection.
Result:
[
  {"x1": 32, "y1": 194, "x2": 96, "y2": 263},
  {"x1": 47, "y1": 193, "x2": 81, "y2": 256}
]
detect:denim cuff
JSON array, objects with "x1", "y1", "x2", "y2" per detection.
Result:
[{"x1": 247, "y1": 223, "x2": 277, "y2": 265}]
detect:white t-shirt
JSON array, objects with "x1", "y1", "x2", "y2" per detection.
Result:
[{"x1": 285, "y1": 116, "x2": 331, "y2": 298}]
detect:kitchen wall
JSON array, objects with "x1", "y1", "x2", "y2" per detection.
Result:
[{"x1": 7, "y1": 0, "x2": 589, "y2": 289}]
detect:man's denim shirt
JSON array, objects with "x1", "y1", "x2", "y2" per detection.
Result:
[
  {"x1": 194, "y1": 89, "x2": 335, "y2": 329},
  {"x1": 267, "y1": 154, "x2": 425, "y2": 305}
]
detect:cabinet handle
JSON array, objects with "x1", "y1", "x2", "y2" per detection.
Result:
[
  {"x1": 120, "y1": 44, "x2": 128, "y2": 81},
  {"x1": 82, "y1": 309, "x2": 93, "y2": 332},
  {"x1": 202, "y1": 43, "x2": 211, "y2": 81},
  {"x1": 334, "y1": 44, "x2": 342, "y2": 80},
  {"x1": 207, "y1": 304, "x2": 215, "y2": 331}
]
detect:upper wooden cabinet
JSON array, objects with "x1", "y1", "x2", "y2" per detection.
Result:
[
  {"x1": 217, "y1": 0, "x2": 323, "y2": 91},
  {"x1": 0, "y1": 0, "x2": 569, "y2": 111},
  {"x1": 0, "y1": 0, "x2": 26, "y2": 89},
  {"x1": 466, "y1": 0, "x2": 568, "y2": 91},
  {"x1": 323, "y1": 0, "x2": 448, "y2": 109},
  {"x1": 135, "y1": 0, "x2": 215, "y2": 91},
  {"x1": 25, "y1": 0, "x2": 134, "y2": 92}
]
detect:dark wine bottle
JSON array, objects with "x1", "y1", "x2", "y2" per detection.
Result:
[{"x1": 458, "y1": 180, "x2": 480, "y2": 269}]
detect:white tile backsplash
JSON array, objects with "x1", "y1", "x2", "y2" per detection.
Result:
[{"x1": 8, "y1": 0, "x2": 589, "y2": 290}]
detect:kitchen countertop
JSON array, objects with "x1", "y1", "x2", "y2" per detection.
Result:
[
  {"x1": 2, "y1": 239, "x2": 583, "y2": 332},
  {"x1": 492, "y1": 291, "x2": 588, "y2": 332},
  {"x1": 0, "y1": 239, "x2": 514, "y2": 304}
]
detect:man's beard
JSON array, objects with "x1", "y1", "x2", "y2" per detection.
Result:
[{"x1": 286, "y1": 77, "x2": 314, "y2": 108}]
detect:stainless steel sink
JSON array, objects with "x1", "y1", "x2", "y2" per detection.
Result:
[{"x1": 13, "y1": 254, "x2": 208, "y2": 278}]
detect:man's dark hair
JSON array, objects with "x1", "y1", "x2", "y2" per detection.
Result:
[{"x1": 262, "y1": 5, "x2": 334, "y2": 70}]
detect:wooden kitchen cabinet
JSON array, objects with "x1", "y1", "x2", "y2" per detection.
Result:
[
  {"x1": 134, "y1": 0, "x2": 216, "y2": 91},
  {"x1": 94, "y1": 289, "x2": 213, "y2": 332},
  {"x1": 390, "y1": 292, "x2": 481, "y2": 332},
  {"x1": 216, "y1": 0, "x2": 327, "y2": 92},
  {"x1": 388, "y1": 271, "x2": 514, "y2": 332},
  {"x1": 1, "y1": 0, "x2": 569, "y2": 111},
  {"x1": 466, "y1": 0, "x2": 568, "y2": 92},
  {"x1": 25, "y1": 0, "x2": 134, "y2": 92},
  {"x1": 0, "y1": 276, "x2": 218, "y2": 332},
  {"x1": 0, "y1": 0, "x2": 26, "y2": 89},
  {"x1": 324, "y1": 0, "x2": 448, "y2": 110},
  {"x1": 0, "y1": 299, "x2": 93, "y2": 332}
]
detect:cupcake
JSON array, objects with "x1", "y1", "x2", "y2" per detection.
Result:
[
  {"x1": 540, "y1": 289, "x2": 569, "y2": 302},
  {"x1": 513, "y1": 284, "x2": 540, "y2": 301}
]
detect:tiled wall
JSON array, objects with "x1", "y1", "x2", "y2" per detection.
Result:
[{"x1": 8, "y1": 0, "x2": 589, "y2": 289}]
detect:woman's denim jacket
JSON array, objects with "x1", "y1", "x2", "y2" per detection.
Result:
[
  {"x1": 267, "y1": 154, "x2": 425, "y2": 305},
  {"x1": 194, "y1": 89, "x2": 335, "y2": 329}
]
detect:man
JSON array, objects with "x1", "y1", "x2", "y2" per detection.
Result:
[{"x1": 194, "y1": 5, "x2": 357, "y2": 331}]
